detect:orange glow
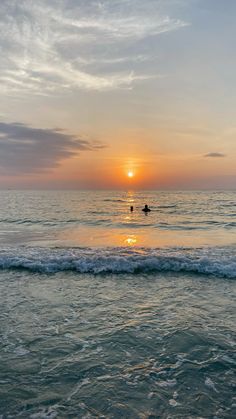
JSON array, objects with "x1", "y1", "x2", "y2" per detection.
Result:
[
  {"x1": 33, "y1": 143, "x2": 233, "y2": 190},
  {"x1": 124, "y1": 236, "x2": 137, "y2": 246}
]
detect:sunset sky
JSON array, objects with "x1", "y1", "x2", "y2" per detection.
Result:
[{"x1": 0, "y1": 0, "x2": 235, "y2": 189}]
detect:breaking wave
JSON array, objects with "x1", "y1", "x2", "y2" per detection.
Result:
[{"x1": 0, "y1": 246, "x2": 235, "y2": 278}]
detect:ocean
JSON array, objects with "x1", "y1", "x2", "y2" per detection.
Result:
[{"x1": 0, "y1": 190, "x2": 235, "y2": 418}]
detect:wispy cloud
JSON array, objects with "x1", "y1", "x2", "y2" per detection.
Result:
[
  {"x1": 0, "y1": 0, "x2": 189, "y2": 94},
  {"x1": 204, "y1": 152, "x2": 226, "y2": 158},
  {"x1": 0, "y1": 122, "x2": 105, "y2": 174}
]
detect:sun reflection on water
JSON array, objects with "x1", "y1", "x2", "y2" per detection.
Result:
[{"x1": 124, "y1": 235, "x2": 137, "y2": 246}]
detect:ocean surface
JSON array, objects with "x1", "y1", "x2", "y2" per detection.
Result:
[{"x1": 0, "y1": 190, "x2": 235, "y2": 418}]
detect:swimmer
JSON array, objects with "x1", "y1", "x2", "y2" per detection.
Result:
[
  {"x1": 130, "y1": 206, "x2": 134, "y2": 212},
  {"x1": 142, "y1": 204, "x2": 151, "y2": 213}
]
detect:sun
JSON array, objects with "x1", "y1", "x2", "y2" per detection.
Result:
[{"x1": 127, "y1": 171, "x2": 134, "y2": 178}]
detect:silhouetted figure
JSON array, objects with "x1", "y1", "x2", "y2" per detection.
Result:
[
  {"x1": 130, "y1": 206, "x2": 134, "y2": 212},
  {"x1": 142, "y1": 204, "x2": 151, "y2": 213}
]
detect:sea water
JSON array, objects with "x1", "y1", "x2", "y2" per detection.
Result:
[{"x1": 0, "y1": 190, "x2": 235, "y2": 418}]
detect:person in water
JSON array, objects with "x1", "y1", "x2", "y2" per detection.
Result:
[
  {"x1": 142, "y1": 204, "x2": 151, "y2": 212},
  {"x1": 130, "y1": 206, "x2": 134, "y2": 212}
]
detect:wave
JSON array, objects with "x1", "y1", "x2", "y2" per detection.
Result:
[
  {"x1": 103, "y1": 199, "x2": 126, "y2": 202},
  {"x1": 156, "y1": 205, "x2": 177, "y2": 209},
  {"x1": 0, "y1": 246, "x2": 235, "y2": 278},
  {"x1": 0, "y1": 218, "x2": 61, "y2": 226},
  {"x1": 0, "y1": 218, "x2": 112, "y2": 227}
]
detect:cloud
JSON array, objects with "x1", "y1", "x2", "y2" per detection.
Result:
[
  {"x1": 0, "y1": 0, "x2": 189, "y2": 94},
  {"x1": 204, "y1": 152, "x2": 226, "y2": 158},
  {"x1": 0, "y1": 122, "x2": 105, "y2": 174}
]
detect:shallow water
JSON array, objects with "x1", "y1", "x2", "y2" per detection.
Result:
[
  {"x1": 0, "y1": 190, "x2": 235, "y2": 248},
  {"x1": 1, "y1": 271, "x2": 236, "y2": 418},
  {"x1": 0, "y1": 190, "x2": 235, "y2": 418}
]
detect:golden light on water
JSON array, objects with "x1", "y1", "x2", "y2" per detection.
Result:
[{"x1": 124, "y1": 235, "x2": 137, "y2": 246}]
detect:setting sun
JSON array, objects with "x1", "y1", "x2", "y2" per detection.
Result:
[{"x1": 128, "y1": 171, "x2": 134, "y2": 178}]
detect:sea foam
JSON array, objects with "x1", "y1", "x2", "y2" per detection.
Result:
[{"x1": 0, "y1": 246, "x2": 235, "y2": 278}]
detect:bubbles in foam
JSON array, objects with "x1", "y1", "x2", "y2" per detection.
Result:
[{"x1": 0, "y1": 246, "x2": 235, "y2": 278}]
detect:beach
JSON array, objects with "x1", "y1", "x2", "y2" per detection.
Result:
[
  {"x1": 1, "y1": 0, "x2": 236, "y2": 416},
  {"x1": 0, "y1": 190, "x2": 235, "y2": 418}
]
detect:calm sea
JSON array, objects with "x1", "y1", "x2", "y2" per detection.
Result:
[{"x1": 0, "y1": 190, "x2": 235, "y2": 418}]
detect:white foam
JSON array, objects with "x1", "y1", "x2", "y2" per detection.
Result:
[
  {"x1": 13, "y1": 346, "x2": 30, "y2": 356},
  {"x1": 169, "y1": 399, "x2": 179, "y2": 407},
  {"x1": 205, "y1": 377, "x2": 219, "y2": 393},
  {"x1": 157, "y1": 379, "x2": 177, "y2": 388},
  {"x1": 0, "y1": 246, "x2": 235, "y2": 278}
]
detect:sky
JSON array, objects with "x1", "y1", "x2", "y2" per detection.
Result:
[{"x1": 0, "y1": 0, "x2": 235, "y2": 189}]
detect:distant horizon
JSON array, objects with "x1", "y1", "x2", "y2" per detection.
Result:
[{"x1": 1, "y1": 187, "x2": 235, "y2": 192}]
